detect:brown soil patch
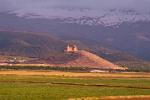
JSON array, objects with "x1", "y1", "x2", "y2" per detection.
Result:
[
  {"x1": 69, "y1": 95, "x2": 150, "y2": 100},
  {"x1": 60, "y1": 50, "x2": 124, "y2": 70},
  {"x1": 0, "y1": 70, "x2": 149, "y2": 78}
]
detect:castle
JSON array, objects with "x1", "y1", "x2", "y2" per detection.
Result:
[{"x1": 64, "y1": 44, "x2": 78, "y2": 53}]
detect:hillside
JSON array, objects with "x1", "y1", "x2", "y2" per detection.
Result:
[
  {"x1": 0, "y1": 30, "x2": 150, "y2": 71},
  {"x1": 0, "y1": 30, "x2": 138, "y2": 62},
  {"x1": 58, "y1": 50, "x2": 124, "y2": 70},
  {"x1": 0, "y1": 31, "x2": 66, "y2": 57},
  {"x1": 0, "y1": 50, "x2": 124, "y2": 70}
]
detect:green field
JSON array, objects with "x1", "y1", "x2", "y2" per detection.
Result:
[{"x1": 0, "y1": 74, "x2": 149, "y2": 100}]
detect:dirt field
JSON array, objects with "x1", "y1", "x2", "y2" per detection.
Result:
[
  {"x1": 0, "y1": 70, "x2": 149, "y2": 78},
  {"x1": 69, "y1": 95, "x2": 150, "y2": 100}
]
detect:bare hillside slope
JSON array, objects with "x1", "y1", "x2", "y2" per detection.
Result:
[{"x1": 57, "y1": 50, "x2": 125, "y2": 70}]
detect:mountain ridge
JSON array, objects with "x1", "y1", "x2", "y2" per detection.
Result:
[
  {"x1": 0, "y1": 12, "x2": 150, "y2": 61},
  {"x1": 0, "y1": 30, "x2": 150, "y2": 71}
]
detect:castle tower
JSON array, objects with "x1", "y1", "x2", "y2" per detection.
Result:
[
  {"x1": 64, "y1": 44, "x2": 78, "y2": 53},
  {"x1": 73, "y1": 45, "x2": 78, "y2": 51}
]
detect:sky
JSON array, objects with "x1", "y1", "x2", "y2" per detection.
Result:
[{"x1": 0, "y1": 0, "x2": 150, "y2": 18}]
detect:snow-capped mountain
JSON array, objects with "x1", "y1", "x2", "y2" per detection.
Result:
[
  {"x1": 2, "y1": 0, "x2": 150, "y2": 27},
  {"x1": 56, "y1": 9, "x2": 150, "y2": 26},
  {"x1": 8, "y1": 7, "x2": 150, "y2": 27},
  {"x1": 0, "y1": 0, "x2": 150, "y2": 61}
]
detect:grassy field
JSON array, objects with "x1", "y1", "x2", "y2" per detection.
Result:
[{"x1": 0, "y1": 71, "x2": 149, "y2": 100}]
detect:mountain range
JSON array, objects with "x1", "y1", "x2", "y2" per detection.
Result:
[
  {"x1": 0, "y1": 11, "x2": 150, "y2": 60},
  {"x1": 0, "y1": 30, "x2": 149, "y2": 71},
  {"x1": 0, "y1": 5, "x2": 150, "y2": 71}
]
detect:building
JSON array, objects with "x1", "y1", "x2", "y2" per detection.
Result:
[{"x1": 64, "y1": 44, "x2": 78, "y2": 53}]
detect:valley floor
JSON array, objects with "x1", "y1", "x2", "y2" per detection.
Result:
[
  {"x1": 0, "y1": 70, "x2": 149, "y2": 100},
  {"x1": 0, "y1": 70, "x2": 150, "y2": 78}
]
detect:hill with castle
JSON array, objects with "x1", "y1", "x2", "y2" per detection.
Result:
[
  {"x1": 27, "y1": 44, "x2": 125, "y2": 70},
  {"x1": 62, "y1": 45, "x2": 125, "y2": 70},
  {"x1": 0, "y1": 30, "x2": 150, "y2": 71}
]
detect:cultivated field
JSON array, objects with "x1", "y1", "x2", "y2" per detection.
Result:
[{"x1": 0, "y1": 70, "x2": 149, "y2": 100}]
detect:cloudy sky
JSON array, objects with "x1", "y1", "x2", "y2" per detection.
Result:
[{"x1": 1, "y1": 0, "x2": 150, "y2": 18}]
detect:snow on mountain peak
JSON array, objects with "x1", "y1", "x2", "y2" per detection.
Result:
[{"x1": 1, "y1": 0, "x2": 150, "y2": 26}]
